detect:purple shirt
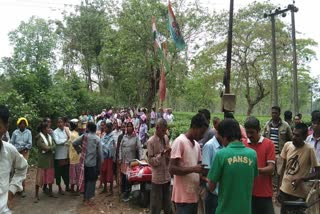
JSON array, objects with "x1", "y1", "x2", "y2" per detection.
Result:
[{"x1": 139, "y1": 123, "x2": 148, "y2": 144}]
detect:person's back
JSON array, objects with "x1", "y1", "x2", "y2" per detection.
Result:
[
  {"x1": 84, "y1": 133, "x2": 101, "y2": 167},
  {"x1": 207, "y1": 119, "x2": 258, "y2": 214},
  {"x1": 214, "y1": 143, "x2": 257, "y2": 214}
]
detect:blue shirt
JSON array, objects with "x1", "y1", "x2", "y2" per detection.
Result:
[
  {"x1": 53, "y1": 128, "x2": 69, "y2": 160},
  {"x1": 10, "y1": 129, "x2": 32, "y2": 152},
  {"x1": 202, "y1": 136, "x2": 223, "y2": 194},
  {"x1": 101, "y1": 132, "x2": 116, "y2": 160}
]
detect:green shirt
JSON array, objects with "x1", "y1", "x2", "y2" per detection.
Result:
[
  {"x1": 36, "y1": 133, "x2": 56, "y2": 169},
  {"x1": 207, "y1": 141, "x2": 258, "y2": 214}
]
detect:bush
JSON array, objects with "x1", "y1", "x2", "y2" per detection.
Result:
[{"x1": 0, "y1": 90, "x2": 40, "y2": 133}]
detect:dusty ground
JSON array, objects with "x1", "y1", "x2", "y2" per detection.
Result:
[
  {"x1": 11, "y1": 167, "x2": 281, "y2": 214},
  {"x1": 11, "y1": 167, "x2": 148, "y2": 214}
]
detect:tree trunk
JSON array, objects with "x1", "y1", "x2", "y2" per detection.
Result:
[
  {"x1": 144, "y1": 66, "x2": 160, "y2": 112},
  {"x1": 247, "y1": 103, "x2": 254, "y2": 116}
]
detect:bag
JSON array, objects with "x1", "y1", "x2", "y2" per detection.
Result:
[{"x1": 127, "y1": 164, "x2": 152, "y2": 182}]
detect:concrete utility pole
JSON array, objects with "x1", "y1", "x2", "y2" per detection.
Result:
[
  {"x1": 264, "y1": 4, "x2": 299, "y2": 112},
  {"x1": 289, "y1": 4, "x2": 299, "y2": 115},
  {"x1": 271, "y1": 15, "x2": 278, "y2": 106},
  {"x1": 264, "y1": 8, "x2": 288, "y2": 107}
]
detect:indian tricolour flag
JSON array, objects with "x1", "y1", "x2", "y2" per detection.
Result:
[
  {"x1": 152, "y1": 16, "x2": 166, "y2": 49},
  {"x1": 168, "y1": 1, "x2": 186, "y2": 50},
  {"x1": 152, "y1": 16, "x2": 170, "y2": 74}
]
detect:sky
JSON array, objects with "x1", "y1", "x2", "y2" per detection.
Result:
[{"x1": 0, "y1": 0, "x2": 319, "y2": 77}]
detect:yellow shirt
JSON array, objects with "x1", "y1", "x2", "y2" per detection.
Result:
[
  {"x1": 280, "y1": 142, "x2": 319, "y2": 198},
  {"x1": 69, "y1": 131, "x2": 80, "y2": 164}
]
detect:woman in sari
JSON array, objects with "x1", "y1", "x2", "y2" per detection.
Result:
[
  {"x1": 97, "y1": 119, "x2": 107, "y2": 188},
  {"x1": 118, "y1": 122, "x2": 143, "y2": 202},
  {"x1": 96, "y1": 120, "x2": 107, "y2": 139},
  {"x1": 100, "y1": 122, "x2": 116, "y2": 196},
  {"x1": 34, "y1": 121, "x2": 56, "y2": 202},
  {"x1": 68, "y1": 119, "x2": 80, "y2": 195},
  {"x1": 11, "y1": 117, "x2": 32, "y2": 197}
]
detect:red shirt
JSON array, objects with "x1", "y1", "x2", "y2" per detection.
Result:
[{"x1": 245, "y1": 136, "x2": 275, "y2": 197}]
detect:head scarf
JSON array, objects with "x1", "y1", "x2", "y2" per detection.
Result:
[
  {"x1": 140, "y1": 114, "x2": 147, "y2": 122},
  {"x1": 17, "y1": 117, "x2": 29, "y2": 127}
]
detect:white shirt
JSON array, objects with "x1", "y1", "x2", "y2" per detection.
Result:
[
  {"x1": 53, "y1": 128, "x2": 69, "y2": 159},
  {"x1": 111, "y1": 129, "x2": 122, "y2": 143},
  {"x1": 0, "y1": 141, "x2": 28, "y2": 214},
  {"x1": 165, "y1": 113, "x2": 174, "y2": 123},
  {"x1": 306, "y1": 134, "x2": 320, "y2": 162}
]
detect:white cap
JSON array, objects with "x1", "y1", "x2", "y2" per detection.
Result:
[{"x1": 70, "y1": 118, "x2": 79, "y2": 123}]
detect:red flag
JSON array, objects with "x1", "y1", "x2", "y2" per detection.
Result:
[{"x1": 159, "y1": 65, "x2": 166, "y2": 102}]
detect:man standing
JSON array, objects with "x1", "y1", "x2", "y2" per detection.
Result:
[
  {"x1": 263, "y1": 106, "x2": 292, "y2": 192},
  {"x1": 207, "y1": 119, "x2": 258, "y2": 214},
  {"x1": 212, "y1": 117, "x2": 220, "y2": 136},
  {"x1": 197, "y1": 109, "x2": 215, "y2": 214},
  {"x1": 202, "y1": 133, "x2": 223, "y2": 214},
  {"x1": 278, "y1": 123, "x2": 320, "y2": 213},
  {"x1": 244, "y1": 117, "x2": 275, "y2": 214},
  {"x1": 263, "y1": 106, "x2": 292, "y2": 156},
  {"x1": 169, "y1": 113, "x2": 208, "y2": 214},
  {"x1": 306, "y1": 111, "x2": 320, "y2": 161},
  {"x1": 79, "y1": 111, "x2": 88, "y2": 135},
  {"x1": 0, "y1": 105, "x2": 28, "y2": 213},
  {"x1": 147, "y1": 119, "x2": 171, "y2": 214},
  {"x1": 198, "y1": 109, "x2": 215, "y2": 148},
  {"x1": 284, "y1": 110, "x2": 294, "y2": 131},
  {"x1": 53, "y1": 117, "x2": 70, "y2": 194}
]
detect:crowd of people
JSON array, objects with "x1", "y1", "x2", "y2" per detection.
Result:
[{"x1": 0, "y1": 104, "x2": 320, "y2": 214}]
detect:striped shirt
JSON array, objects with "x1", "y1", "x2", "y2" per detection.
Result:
[{"x1": 270, "y1": 127, "x2": 280, "y2": 154}]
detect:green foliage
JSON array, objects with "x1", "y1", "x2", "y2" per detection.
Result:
[
  {"x1": 0, "y1": 0, "x2": 318, "y2": 133},
  {"x1": 0, "y1": 90, "x2": 39, "y2": 133},
  {"x1": 187, "y1": 2, "x2": 317, "y2": 115}
]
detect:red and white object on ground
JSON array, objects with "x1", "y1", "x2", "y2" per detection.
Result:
[{"x1": 127, "y1": 159, "x2": 152, "y2": 183}]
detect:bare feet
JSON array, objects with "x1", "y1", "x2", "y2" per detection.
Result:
[
  {"x1": 49, "y1": 193, "x2": 58, "y2": 198},
  {"x1": 34, "y1": 197, "x2": 40, "y2": 203},
  {"x1": 99, "y1": 189, "x2": 107, "y2": 194},
  {"x1": 106, "y1": 192, "x2": 113, "y2": 197},
  {"x1": 83, "y1": 200, "x2": 95, "y2": 206}
]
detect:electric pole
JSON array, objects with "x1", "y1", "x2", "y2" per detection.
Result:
[
  {"x1": 289, "y1": 4, "x2": 299, "y2": 114},
  {"x1": 271, "y1": 15, "x2": 278, "y2": 106},
  {"x1": 264, "y1": 7, "x2": 288, "y2": 107},
  {"x1": 225, "y1": 0, "x2": 234, "y2": 94}
]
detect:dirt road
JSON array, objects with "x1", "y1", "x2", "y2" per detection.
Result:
[
  {"x1": 11, "y1": 167, "x2": 281, "y2": 214},
  {"x1": 11, "y1": 168, "x2": 148, "y2": 214}
]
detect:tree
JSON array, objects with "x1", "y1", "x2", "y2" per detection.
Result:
[
  {"x1": 1, "y1": 17, "x2": 57, "y2": 113},
  {"x1": 191, "y1": 2, "x2": 317, "y2": 115},
  {"x1": 60, "y1": 0, "x2": 110, "y2": 91}
]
